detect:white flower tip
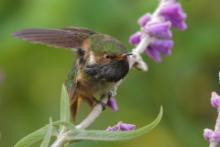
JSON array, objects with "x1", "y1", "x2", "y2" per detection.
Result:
[
  {"x1": 128, "y1": 54, "x2": 148, "y2": 71},
  {"x1": 136, "y1": 60, "x2": 148, "y2": 71}
]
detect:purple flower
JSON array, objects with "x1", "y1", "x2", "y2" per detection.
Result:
[
  {"x1": 203, "y1": 129, "x2": 220, "y2": 144},
  {"x1": 107, "y1": 97, "x2": 119, "y2": 112},
  {"x1": 214, "y1": 131, "x2": 220, "y2": 143},
  {"x1": 160, "y1": 0, "x2": 176, "y2": 2},
  {"x1": 129, "y1": 0, "x2": 187, "y2": 63},
  {"x1": 144, "y1": 39, "x2": 173, "y2": 62},
  {"x1": 145, "y1": 21, "x2": 172, "y2": 39},
  {"x1": 203, "y1": 72, "x2": 220, "y2": 146},
  {"x1": 203, "y1": 128, "x2": 213, "y2": 142},
  {"x1": 159, "y1": 2, "x2": 187, "y2": 31},
  {"x1": 138, "y1": 13, "x2": 151, "y2": 27},
  {"x1": 129, "y1": 32, "x2": 141, "y2": 46},
  {"x1": 150, "y1": 39, "x2": 173, "y2": 55},
  {"x1": 144, "y1": 46, "x2": 162, "y2": 62},
  {"x1": 211, "y1": 92, "x2": 220, "y2": 111},
  {"x1": 106, "y1": 121, "x2": 136, "y2": 132}
]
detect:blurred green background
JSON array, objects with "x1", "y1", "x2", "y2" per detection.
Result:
[{"x1": 0, "y1": 0, "x2": 220, "y2": 146}]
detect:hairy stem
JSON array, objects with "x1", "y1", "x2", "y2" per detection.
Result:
[
  {"x1": 51, "y1": 133, "x2": 67, "y2": 147},
  {"x1": 75, "y1": 97, "x2": 108, "y2": 129},
  {"x1": 128, "y1": 36, "x2": 150, "y2": 71}
]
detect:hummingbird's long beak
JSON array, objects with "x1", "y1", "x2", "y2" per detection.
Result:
[
  {"x1": 116, "y1": 53, "x2": 133, "y2": 60},
  {"x1": 122, "y1": 53, "x2": 132, "y2": 59},
  {"x1": 123, "y1": 53, "x2": 133, "y2": 57}
]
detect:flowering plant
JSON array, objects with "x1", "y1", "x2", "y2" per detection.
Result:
[
  {"x1": 14, "y1": 0, "x2": 187, "y2": 147},
  {"x1": 204, "y1": 72, "x2": 220, "y2": 147}
]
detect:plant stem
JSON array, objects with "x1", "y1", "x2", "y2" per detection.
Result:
[
  {"x1": 133, "y1": 36, "x2": 150, "y2": 55},
  {"x1": 75, "y1": 97, "x2": 108, "y2": 129},
  {"x1": 51, "y1": 133, "x2": 67, "y2": 147},
  {"x1": 128, "y1": 36, "x2": 150, "y2": 71}
]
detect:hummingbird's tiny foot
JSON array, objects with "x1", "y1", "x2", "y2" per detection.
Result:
[
  {"x1": 98, "y1": 101, "x2": 107, "y2": 111},
  {"x1": 92, "y1": 97, "x2": 107, "y2": 111}
]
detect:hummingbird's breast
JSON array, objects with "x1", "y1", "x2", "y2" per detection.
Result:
[
  {"x1": 75, "y1": 50, "x2": 129, "y2": 100},
  {"x1": 76, "y1": 70, "x2": 117, "y2": 99}
]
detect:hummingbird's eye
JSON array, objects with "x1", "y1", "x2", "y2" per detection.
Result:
[{"x1": 104, "y1": 54, "x2": 111, "y2": 59}]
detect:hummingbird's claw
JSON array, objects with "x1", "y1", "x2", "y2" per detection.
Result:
[{"x1": 93, "y1": 97, "x2": 107, "y2": 111}]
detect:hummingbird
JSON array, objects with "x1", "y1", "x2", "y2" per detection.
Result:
[{"x1": 13, "y1": 27, "x2": 131, "y2": 120}]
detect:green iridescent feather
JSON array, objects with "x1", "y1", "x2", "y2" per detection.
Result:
[{"x1": 89, "y1": 34, "x2": 128, "y2": 55}]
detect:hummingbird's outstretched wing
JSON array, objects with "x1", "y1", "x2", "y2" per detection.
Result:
[
  {"x1": 12, "y1": 27, "x2": 96, "y2": 50},
  {"x1": 12, "y1": 27, "x2": 127, "y2": 54}
]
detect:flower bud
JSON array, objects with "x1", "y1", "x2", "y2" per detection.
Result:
[
  {"x1": 145, "y1": 21, "x2": 172, "y2": 39},
  {"x1": 203, "y1": 128, "x2": 213, "y2": 142},
  {"x1": 107, "y1": 97, "x2": 119, "y2": 112},
  {"x1": 138, "y1": 13, "x2": 151, "y2": 27},
  {"x1": 150, "y1": 39, "x2": 173, "y2": 55},
  {"x1": 159, "y1": 3, "x2": 187, "y2": 31},
  {"x1": 106, "y1": 121, "x2": 136, "y2": 132},
  {"x1": 144, "y1": 46, "x2": 161, "y2": 63},
  {"x1": 129, "y1": 32, "x2": 141, "y2": 46},
  {"x1": 211, "y1": 92, "x2": 220, "y2": 110}
]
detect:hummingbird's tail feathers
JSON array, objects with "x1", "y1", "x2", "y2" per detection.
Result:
[
  {"x1": 70, "y1": 94, "x2": 96, "y2": 121},
  {"x1": 12, "y1": 27, "x2": 96, "y2": 50},
  {"x1": 70, "y1": 95, "x2": 81, "y2": 121}
]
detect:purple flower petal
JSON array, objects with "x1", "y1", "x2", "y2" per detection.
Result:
[
  {"x1": 145, "y1": 21, "x2": 172, "y2": 39},
  {"x1": 159, "y1": 3, "x2": 187, "y2": 31},
  {"x1": 160, "y1": 3, "x2": 186, "y2": 21},
  {"x1": 119, "y1": 122, "x2": 136, "y2": 131},
  {"x1": 211, "y1": 92, "x2": 220, "y2": 110},
  {"x1": 150, "y1": 39, "x2": 173, "y2": 55},
  {"x1": 214, "y1": 131, "x2": 220, "y2": 143},
  {"x1": 106, "y1": 122, "x2": 136, "y2": 132},
  {"x1": 106, "y1": 126, "x2": 120, "y2": 131},
  {"x1": 173, "y1": 21, "x2": 187, "y2": 31},
  {"x1": 107, "y1": 97, "x2": 119, "y2": 112},
  {"x1": 161, "y1": 0, "x2": 177, "y2": 3},
  {"x1": 138, "y1": 13, "x2": 151, "y2": 27},
  {"x1": 144, "y1": 46, "x2": 162, "y2": 62},
  {"x1": 203, "y1": 128, "x2": 213, "y2": 142},
  {"x1": 129, "y1": 32, "x2": 141, "y2": 45}
]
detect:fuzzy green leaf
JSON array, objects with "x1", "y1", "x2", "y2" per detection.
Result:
[
  {"x1": 14, "y1": 121, "x2": 62, "y2": 147},
  {"x1": 60, "y1": 84, "x2": 71, "y2": 123},
  {"x1": 14, "y1": 125, "x2": 49, "y2": 147},
  {"x1": 40, "y1": 118, "x2": 53, "y2": 147},
  {"x1": 71, "y1": 107, "x2": 163, "y2": 141}
]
